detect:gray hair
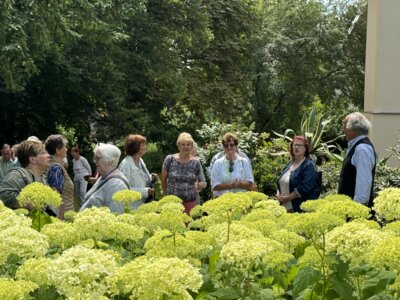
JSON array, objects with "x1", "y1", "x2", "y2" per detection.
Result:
[
  {"x1": 95, "y1": 143, "x2": 121, "y2": 168},
  {"x1": 346, "y1": 112, "x2": 371, "y2": 135}
]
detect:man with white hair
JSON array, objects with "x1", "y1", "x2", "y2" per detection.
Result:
[{"x1": 339, "y1": 112, "x2": 376, "y2": 206}]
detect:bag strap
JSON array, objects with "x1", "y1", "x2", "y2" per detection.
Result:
[{"x1": 88, "y1": 174, "x2": 130, "y2": 196}]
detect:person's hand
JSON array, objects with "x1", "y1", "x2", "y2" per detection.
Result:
[
  {"x1": 196, "y1": 182, "x2": 206, "y2": 191},
  {"x1": 151, "y1": 173, "x2": 159, "y2": 182}
]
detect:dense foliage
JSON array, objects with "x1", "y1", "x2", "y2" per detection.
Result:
[{"x1": 0, "y1": 0, "x2": 367, "y2": 153}]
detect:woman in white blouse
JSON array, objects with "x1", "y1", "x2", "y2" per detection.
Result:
[
  {"x1": 118, "y1": 134, "x2": 156, "y2": 209},
  {"x1": 211, "y1": 133, "x2": 254, "y2": 198}
]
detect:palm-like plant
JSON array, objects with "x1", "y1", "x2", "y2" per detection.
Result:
[{"x1": 273, "y1": 107, "x2": 343, "y2": 162}]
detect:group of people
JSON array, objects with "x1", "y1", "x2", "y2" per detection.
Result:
[{"x1": 0, "y1": 112, "x2": 377, "y2": 216}]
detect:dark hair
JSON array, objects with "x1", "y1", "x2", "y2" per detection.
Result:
[
  {"x1": 71, "y1": 145, "x2": 80, "y2": 154},
  {"x1": 45, "y1": 134, "x2": 67, "y2": 155},
  {"x1": 221, "y1": 133, "x2": 238, "y2": 146},
  {"x1": 17, "y1": 140, "x2": 45, "y2": 168},
  {"x1": 289, "y1": 135, "x2": 311, "y2": 159},
  {"x1": 124, "y1": 134, "x2": 146, "y2": 156}
]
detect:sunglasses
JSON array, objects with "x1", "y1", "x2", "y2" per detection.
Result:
[
  {"x1": 223, "y1": 142, "x2": 236, "y2": 148},
  {"x1": 229, "y1": 160, "x2": 234, "y2": 173}
]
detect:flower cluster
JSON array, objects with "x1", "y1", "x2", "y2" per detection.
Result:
[
  {"x1": 368, "y1": 236, "x2": 400, "y2": 274},
  {"x1": 302, "y1": 197, "x2": 370, "y2": 220},
  {"x1": 16, "y1": 257, "x2": 52, "y2": 287},
  {"x1": 202, "y1": 192, "x2": 253, "y2": 216},
  {"x1": 144, "y1": 230, "x2": 214, "y2": 263},
  {"x1": 48, "y1": 245, "x2": 118, "y2": 299},
  {"x1": 108, "y1": 256, "x2": 202, "y2": 300},
  {"x1": 286, "y1": 212, "x2": 344, "y2": 241},
  {"x1": 0, "y1": 278, "x2": 38, "y2": 300},
  {"x1": 208, "y1": 222, "x2": 264, "y2": 247},
  {"x1": 16, "y1": 182, "x2": 61, "y2": 209},
  {"x1": 0, "y1": 225, "x2": 48, "y2": 266},
  {"x1": 0, "y1": 206, "x2": 32, "y2": 231},
  {"x1": 220, "y1": 237, "x2": 287, "y2": 271},
  {"x1": 326, "y1": 221, "x2": 391, "y2": 265},
  {"x1": 112, "y1": 190, "x2": 142, "y2": 203},
  {"x1": 42, "y1": 221, "x2": 80, "y2": 250},
  {"x1": 374, "y1": 188, "x2": 400, "y2": 221}
]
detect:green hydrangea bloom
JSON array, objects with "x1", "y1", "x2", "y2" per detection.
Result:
[
  {"x1": 158, "y1": 195, "x2": 183, "y2": 205},
  {"x1": 108, "y1": 256, "x2": 202, "y2": 300},
  {"x1": 301, "y1": 199, "x2": 330, "y2": 212},
  {"x1": 299, "y1": 245, "x2": 335, "y2": 271},
  {"x1": 16, "y1": 257, "x2": 53, "y2": 287},
  {"x1": 268, "y1": 229, "x2": 306, "y2": 253},
  {"x1": 73, "y1": 207, "x2": 116, "y2": 241},
  {"x1": 0, "y1": 206, "x2": 32, "y2": 231},
  {"x1": 245, "y1": 191, "x2": 269, "y2": 204},
  {"x1": 107, "y1": 221, "x2": 145, "y2": 243},
  {"x1": 112, "y1": 190, "x2": 142, "y2": 203},
  {"x1": 383, "y1": 220, "x2": 400, "y2": 236},
  {"x1": 374, "y1": 188, "x2": 400, "y2": 222},
  {"x1": 208, "y1": 222, "x2": 264, "y2": 247},
  {"x1": 42, "y1": 221, "x2": 80, "y2": 250},
  {"x1": 16, "y1": 182, "x2": 61, "y2": 209},
  {"x1": 221, "y1": 237, "x2": 286, "y2": 271},
  {"x1": 302, "y1": 196, "x2": 370, "y2": 220},
  {"x1": 326, "y1": 221, "x2": 391, "y2": 265},
  {"x1": 0, "y1": 278, "x2": 38, "y2": 300},
  {"x1": 202, "y1": 192, "x2": 253, "y2": 216},
  {"x1": 48, "y1": 245, "x2": 118, "y2": 299},
  {"x1": 286, "y1": 212, "x2": 344, "y2": 241},
  {"x1": 0, "y1": 225, "x2": 48, "y2": 266},
  {"x1": 368, "y1": 235, "x2": 400, "y2": 273},
  {"x1": 253, "y1": 200, "x2": 287, "y2": 218},
  {"x1": 158, "y1": 202, "x2": 185, "y2": 213}
]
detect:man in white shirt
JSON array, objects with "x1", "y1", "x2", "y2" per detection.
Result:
[{"x1": 338, "y1": 112, "x2": 376, "y2": 206}]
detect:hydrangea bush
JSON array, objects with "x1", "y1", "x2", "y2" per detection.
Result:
[{"x1": 1, "y1": 189, "x2": 400, "y2": 299}]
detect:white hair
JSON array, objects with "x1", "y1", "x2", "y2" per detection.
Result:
[
  {"x1": 346, "y1": 112, "x2": 371, "y2": 135},
  {"x1": 94, "y1": 143, "x2": 121, "y2": 168}
]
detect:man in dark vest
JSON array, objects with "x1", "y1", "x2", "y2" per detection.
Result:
[{"x1": 338, "y1": 112, "x2": 376, "y2": 206}]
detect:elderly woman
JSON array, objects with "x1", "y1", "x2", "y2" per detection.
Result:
[
  {"x1": 276, "y1": 135, "x2": 319, "y2": 212},
  {"x1": 118, "y1": 134, "x2": 156, "y2": 209},
  {"x1": 0, "y1": 140, "x2": 50, "y2": 209},
  {"x1": 161, "y1": 132, "x2": 205, "y2": 214},
  {"x1": 211, "y1": 133, "x2": 254, "y2": 198},
  {"x1": 80, "y1": 144, "x2": 129, "y2": 214},
  {"x1": 45, "y1": 134, "x2": 75, "y2": 218}
]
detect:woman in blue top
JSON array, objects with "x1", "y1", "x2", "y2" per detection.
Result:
[{"x1": 276, "y1": 135, "x2": 319, "y2": 212}]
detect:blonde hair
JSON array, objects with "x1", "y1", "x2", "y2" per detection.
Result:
[{"x1": 176, "y1": 132, "x2": 194, "y2": 146}]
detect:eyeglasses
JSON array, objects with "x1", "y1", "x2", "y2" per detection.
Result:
[
  {"x1": 229, "y1": 160, "x2": 234, "y2": 173},
  {"x1": 223, "y1": 143, "x2": 236, "y2": 148},
  {"x1": 293, "y1": 144, "x2": 305, "y2": 148},
  {"x1": 94, "y1": 156, "x2": 102, "y2": 161}
]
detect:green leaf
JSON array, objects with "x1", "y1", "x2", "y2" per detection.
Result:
[
  {"x1": 331, "y1": 277, "x2": 355, "y2": 300},
  {"x1": 208, "y1": 251, "x2": 220, "y2": 274},
  {"x1": 361, "y1": 270, "x2": 396, "y2": 299},
  {"x1": 30, "y1": 208, "x2": 53, "y2": 232},
  {"x1": 293, "y1": 266, "x2": 321, "y2": 298},
  {"x1": 248, "y1": 288, "x2": 275, "y2": 300},
  {"x1": 210, "y1": 288, "x2": 240, "y2": 300}
]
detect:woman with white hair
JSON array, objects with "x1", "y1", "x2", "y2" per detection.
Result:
[
  {"x1": 80, "y1": 144, "x2": 129, "y2": 213},
  {"x1": 161, "y1": 132, "x2": 204, "y2": 214}
]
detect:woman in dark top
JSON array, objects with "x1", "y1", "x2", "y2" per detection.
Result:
[{"x1": 276, "y1": 135, "x2": 319, "y2": 212}]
